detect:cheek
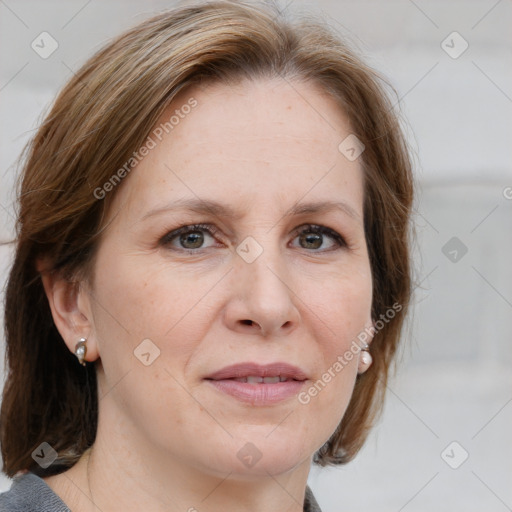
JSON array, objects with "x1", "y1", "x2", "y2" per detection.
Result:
[
  {"x1": 89, "y1": 255, "x2": 213, "y2": 441},
  {"x1": 90, "y1": 251, "x2": 214, "y2": 349},
  {"x1": 300, "y1": 269, "x2": 372, "y2": 422},
  {"x1": 310, "y1": 266, "x2": 373, "y2": 342}
]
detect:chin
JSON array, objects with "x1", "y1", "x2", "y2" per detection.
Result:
[{"x1": 209, "y1": 432, "x2": 317, "y2": 478}]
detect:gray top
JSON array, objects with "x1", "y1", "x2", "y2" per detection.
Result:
[
  {"x1": 0, "y1": 472, "x2": 70, "y2": 512},
  {"x1": 0, "y1": 471, "x2": 322, "y2": 511}
]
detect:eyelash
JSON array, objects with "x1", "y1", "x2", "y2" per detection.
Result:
[{"x1": 159, "y1": 222, "x2": 348, "y2": 254}]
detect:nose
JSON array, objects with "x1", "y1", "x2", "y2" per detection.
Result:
[{"x1": 223, "y1": 247, "x2": 301, "y2": 338}]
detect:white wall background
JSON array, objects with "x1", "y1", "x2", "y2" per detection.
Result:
[{"x1": 0, "y1": 1, "x2": 511, "y2": 511}]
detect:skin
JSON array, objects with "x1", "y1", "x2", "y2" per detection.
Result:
[{"x1": 41, "y1": 77, "x2": 374, "y2": 512}]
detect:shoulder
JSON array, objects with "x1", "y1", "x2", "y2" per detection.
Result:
[
  {"x1": 304, "y1": 485, "x2": 323, "y2": 512},
  {"x1": 0, "y1": 472, "x2": 71, "y2": 512}
]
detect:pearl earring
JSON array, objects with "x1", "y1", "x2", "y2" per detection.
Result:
[
  {"x1": 357, "y1": 342, "x2": 372, "y2": 374},
  {"x1": 75, "y1": 338, "x2": 87, "y2": 366}
]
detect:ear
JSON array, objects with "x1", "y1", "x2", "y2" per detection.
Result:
[
  {"x1": 356, "y1": 316, "x2": 376, "y2": 375},
  {"x1": 363, "y1": 312, "x2": 376, "y2": 348},
  {"x1": 38, "y1": 259, "x2": 100, "y2": 364},
  {"x1": 367, "y1": 317, "x2": 377, "y2": 347}
]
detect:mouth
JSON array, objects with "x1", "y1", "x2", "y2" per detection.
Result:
[
  {"x1": 205, "y1": 362, "x2": 308, "y2": 381},
  {"x1": 204, "y1": 362, "x2": 308, "y2": 405},
  {"x1": 228, "y1": 376, "x2": 296, "y2": 383}
]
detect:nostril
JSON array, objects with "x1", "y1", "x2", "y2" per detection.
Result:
[{"x1": 241, "y1": 319, "x2": 253, "y2": 326}]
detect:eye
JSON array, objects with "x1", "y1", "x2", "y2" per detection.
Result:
[
  {"x1": 159, "y1": 223, "x2": 220, "y2": 252},
  {"x1": 291, "y1": 224, "x2": 347, "y2": 252}
]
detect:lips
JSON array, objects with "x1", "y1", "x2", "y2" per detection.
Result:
[
  {"x1": 205, "y1": 362, "x2": 308, "y2": 405},
  {"x1": 205, "y1": 362, "x2": 308, "y2": 382}
]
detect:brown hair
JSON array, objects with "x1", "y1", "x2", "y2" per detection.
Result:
[{"x1": 1, "y1": 0, "x2": 414, "y2": 477}]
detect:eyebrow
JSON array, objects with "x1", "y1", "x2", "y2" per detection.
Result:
[{"x1": 142, "y1": 197, "x2": 361, "y2": 222}]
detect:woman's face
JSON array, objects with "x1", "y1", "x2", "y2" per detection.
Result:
[{"x1": 85, "y1": 78, "x2": 373, "y2": 478}]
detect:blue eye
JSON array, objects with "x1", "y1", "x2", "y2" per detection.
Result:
[{"x1": 160, "y1": 223, "x2": 347, "y2": 253}]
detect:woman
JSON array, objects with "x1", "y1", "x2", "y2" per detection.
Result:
[{"x1": 0, "y1": 1, "x2": 414, "y2": 510}]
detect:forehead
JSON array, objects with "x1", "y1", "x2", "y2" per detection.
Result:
[
  {"x1": 168, "y1": 77, "x2": 352, "y2": 158},
  {"x1": 110, "y1": 77, "x2": 364, "y2": 221}
]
